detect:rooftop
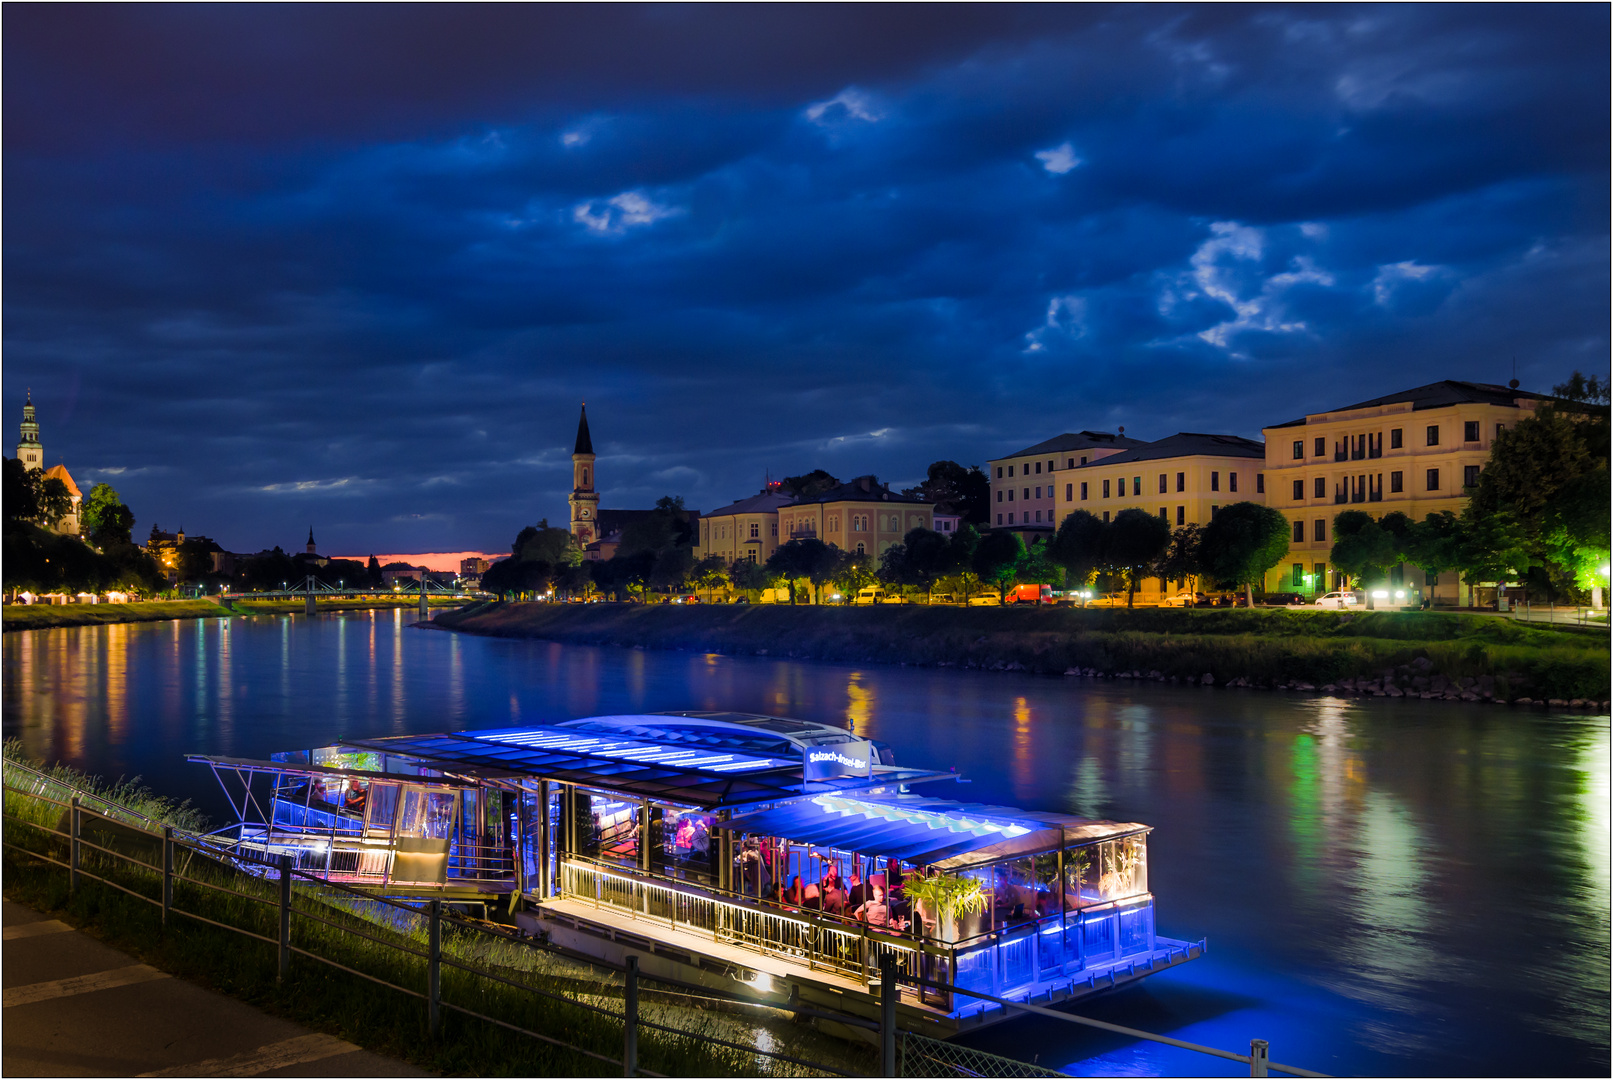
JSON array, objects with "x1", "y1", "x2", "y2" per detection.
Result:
[
  {"x1": 997, "y1": 431, "x2": 1150, "y2": 461},
  {"x1": 705, "y1": 490, "x2": 796, "y2": 517},
  {"x1": 1268, "y1": 379, "x2": 1573, "y2": 428},
  {"x1": 786, "y1": 476, "x2": 930, "y2": 506},
  {"x1": 1076, "y1": 432, "x2": 1265, "y2": 466}
]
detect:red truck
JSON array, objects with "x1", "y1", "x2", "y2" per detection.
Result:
[{"x1": 1003, "y1": 583, "x2": 1053, "y2": 605}]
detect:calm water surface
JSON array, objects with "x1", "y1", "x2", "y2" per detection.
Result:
[{"x1": 4, "y1": 611, "x2": 1608, "y2": 1076}]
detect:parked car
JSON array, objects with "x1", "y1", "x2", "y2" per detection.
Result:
[
  {"x1": 966, "y1": 594, "x2": 1002, "y2": 606},
  {"x1": 879, "y1": 594, "x2": 909, "y2": 605},
  {"x1": 733, "y1": 596, "x2": 750, "y2": 605},
  {"x1": 1314, "y1": 590, "x2": 1359, "y2": 609},
  {"x1": 1159, "y1": 591, "x2": 1206, "y2": 608},
  {"x1": 1085, "y1": 592, "x2": 1132, "y2": 608},
  {"x1": 1261, "y1": 592, "x2": 1307, "y2": 607},
  {"x1": 927, "y1": 593, "x2": 958, "y2": 606}
]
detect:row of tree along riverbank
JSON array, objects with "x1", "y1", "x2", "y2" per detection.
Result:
[
  {"x1": 1, "y1": 597, "x2": 454, "y2": 632},
  {"x1": 433, "y1": 601, "x2": 1611, "y2": 705}
]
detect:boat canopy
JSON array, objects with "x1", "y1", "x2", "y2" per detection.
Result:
[
  {"x1": 721, "y1": 793, "x2": 1149, "y2": 870},
  {"x1": 312, "y1": 725, "x2": 950, "y2": 811}
]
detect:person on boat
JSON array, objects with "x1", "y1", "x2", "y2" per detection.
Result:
[
  {"x1": 854, "y1": 884, "x2": 891, "y2": 929},
  {"x1": 785, "y1": 875, "x2": 805, "y2": 908}
]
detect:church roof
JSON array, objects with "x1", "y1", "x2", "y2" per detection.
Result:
[
  {"x1": 574, "y1": 404, "x2": 594, "y2": 455},
  {"x1": 43, "y1": 463, "x2": 80, "y2": 499}
]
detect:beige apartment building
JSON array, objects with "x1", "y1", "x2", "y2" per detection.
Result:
[
  {"x1": 1052, "y1": 432, "x2": 1267, "y2": 600},
  {"x1": 988, "y1": 430, "x2": 1147, "y2": 534},
  {"x1": 696, "y1": 490, "x2": 793, "y2": 563},
  {"x1": 1260, "y1": 380, "x2": 1560, "y2": 601},
  {"x1": 777, "y1": 476, "x2": 934, "y2": 557}
]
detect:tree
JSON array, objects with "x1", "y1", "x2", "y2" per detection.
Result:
[
  {"x1": 689, "y1": 554, "x2": 730, "y2": 599},
  {"x1": 944, "y1": 523, "x2": 982, "y2": 598},
  {"x1": 728, "y1": 558, "x2": 772, "y2": 595},
  {"x1": 34, "y1": 476, "x2": 73, "y2": 529},
  {"x1": 1199, "y1": 502, "x2": 1290, "y2": 606},
  {"x1": 514, "y1": 520, "x2": 583, "y2": 567},
  {"x1": 4, "y1": 458, "x2": 40, "y2": 523},
  {"x1": 766, "y1": 538, "x2": 837, "y2": 604},
  {"x1": 367, "y1": 554, "x2": 383, "y2": 588},
  {"x1": 650, "y1": 546, "x2": 695, "y2": 592},
  {"x1": 1404, "y1": 512, "x2": 1463, "y2": 591},
  {"x1": 1553, "y1": 370, "x2": 1611, "y2": 407},
  {"x1": 1456, "y1": 506, "x2": 1533, "y2": 589},
  {"x1": 82, "y1": 483, "x2": 129, "y2": 545},
  {"x1": 971, "y1": 530, "x2": 1025, "y2": 597},
  {"x1": 903, "y1": 462, "x2": 990, "y2": 524},
  {"x1": 1155, "y1": 524, "x2": 1203, "y2": 592},
  {"x1": 1102, "y1": 509, "x2": 1172, "y2": 607},
  {"x1": 1049, "y1": 511, "x2": 1105, "y2": 591},
  {"x1": 1016, "y1": 536, "x2": 1063, "y2": 587},
  {"x1": 885, "y1": 527, "x2": 953, "y2": 599},
  {"x1": 777, "y1": 470, "x2": 839, "y2": 500},
  {"x1": 831, "y1": 551, "x2": 878, "y2": 599},
  {"x1": 1329, "y1": 510, "x2": 1398, "y2": 589}
]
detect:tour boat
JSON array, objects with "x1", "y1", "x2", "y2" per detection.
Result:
[{"x1": 190, "y1": 712, "x2": 1204, "y2": 1036}]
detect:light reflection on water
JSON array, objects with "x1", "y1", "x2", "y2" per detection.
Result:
[{"x1": 2, "y1": 613, "x2": 1607, "y2": 1076}]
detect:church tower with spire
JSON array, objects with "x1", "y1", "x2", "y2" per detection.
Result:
[
  {"x1": 568, "y1": 404, "x2": 600, "y2": 545},
  {"x1": 17, "y1": 390, "x2": 42, "y2": 472}
]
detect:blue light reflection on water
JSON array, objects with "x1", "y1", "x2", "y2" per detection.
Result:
[{"x1": 2, "y1": 612, "x2": 1608, "y2": 1076}]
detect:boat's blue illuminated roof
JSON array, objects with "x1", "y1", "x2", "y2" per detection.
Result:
[
  {"x1": 470, "y1": 725, "x2": 796, "y2": 774},
  {"x1": 721, "y1": 794, "x2": 1148, "y2": 869}
]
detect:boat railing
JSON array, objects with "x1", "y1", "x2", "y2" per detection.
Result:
[
  {"x1": 559, "y1": 857, "x2": 932, "y2": 989},
  {"x1": 216, "y1": 827, "x2": 514, "y2": 888}
]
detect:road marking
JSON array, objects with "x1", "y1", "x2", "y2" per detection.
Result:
[
  {"x1": 3, "y1": 963, "x2": 170, "y2": 1007},
  {"x1": 137, "y1": 1033, "x2": 361, "y2": 1077},
  {"x1": 2, "y1": 919, "x2": 73, "y2": 940}
]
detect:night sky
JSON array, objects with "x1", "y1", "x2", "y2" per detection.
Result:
[{"x1": 5, "y1": 5, "x2": 1607, "y2": 556}]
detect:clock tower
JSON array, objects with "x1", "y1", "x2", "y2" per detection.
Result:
[
  {"x1": 17, "y1": 390, "x2": 42, "y2": 472},
  {"x1": 568, "y1": 404, "x2": 600, "y2": 544}
]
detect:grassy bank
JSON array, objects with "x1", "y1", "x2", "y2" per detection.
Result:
[
  {"x1": 435, "y1": 602, "x2": 1611, "y2": 703},
  {"x1": 1, "y1": 746, "x2": 869, "y2": 1077},
  {"x1": 2, "y1": 597, "x2": 454, "y2": 632}
]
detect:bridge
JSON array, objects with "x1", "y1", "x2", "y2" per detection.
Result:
[{"x1": 221, "y1": 576, "x2": 476, "y2": 616}]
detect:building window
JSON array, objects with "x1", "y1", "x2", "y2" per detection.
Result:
[
  {"x1": 1080, "y1": 456, "x2": 1088, "y2": 465},
  {"x1": 1426, "y1": 468, "x2": 1440, "y2": 491},
  {"x1": 1007, "y1": 513, "x2": 1014, "y2": 524},
  {"x1": 1426, "y1": 425, "x2": 1439, "y2": 446},
  {"x1": 1047, "y1": 459, "x2": 1054, "y2": 472},
  {"x1": 1229, "y1": 472, "x2": 1238, "y2": 493},
  {"x1": 1008, "y1": 465, "x2": 1015, "y2": 477},
  {"x1": 771, "y1": 523, "x2": 778, "y2": 536},
  {"x1": 1315, "y1": 563, "x2": 1326, "y2": 587},
  {"x1": 1314, "y1": 437, "x2": 1325, "y2": 457},
  {"x1": 1102, "y1": 511, "x2": 1109, "y2": 523},
  {"x1": 1292, "y1": 440, "x2": 1303, "y2": 460},
  {"x1": 856, "y1": 542, "x2": 865, "y2": 554},
  {"x1": 1007, "y1": 489, "x2": 1014, "y2": 502},
  {"x1": 996, "y1": 514, "x2": 1002, "y2": 525},
  {"x1": 1390, "y1": 471, "x2": 1403, "y2": 493},
  {"x1": 1067, "y1": 458, "x2": 1075, "y2": 469},
  {"x1": 1495, "y1": 422, "x2": 1505, "y2": 440},
  {"x1": 1210, "y1": 471, "x2": 1220, "y2": 492},
  {"x1": 1080, "y1": 482, "x2": 1088, "y2": 500},
  {"x1": 750, "y1": 522, "x2": 760, "y2": 539},
  {"x1": 1464, "y1": 421, "x2": 1480, "y2": 442},
  {"x1": 997, "y1": 490, "x2": 1003, "y2": 503},
  {"x1": 1314, "y1": 519, "x2": 1326, "y2": 543},
  {"x1": 1066, "y1": 483, "x2": 1073, "y2": 501},
  {"x1": 1257, "y1": 474, "x2": 1264, "y2": 493},
  {"x1": 1034, "y1": 486, "x2": 1041, "y2": 499},
  {"x1": 1132, "y1": 477, "x2": 1141, "y2": 496},
  {"x1": 1034, "y1": 461, "x2": 1042, "y2": 474},
  {"x1": 1292, "y1": 563, "x2": 1304, "y2": 587},
  {"x1": 1103, "y1": 479, "x2": 1110, "y2": 498},
  {"x1": 1464, "y1": 465, "x2": 1481, "y2": 488},
  {"x1": 996, "y1": 467, "x2": 1003, "y2": 478},
  {"x1": 1176, "y1": 472, "x2": 1185, "y2": 492},
  {"x1": 1390, "y1": 428, "x2": 1403, "y2": 449},
  {"x1": 1023, "y1": 488, "x2": 1030, "y2": 499},
  {"x1": 1293, "y1": 520, "x2": 1304, "y2": 543},
  {"x1": 1034, "y1": 510, "x2": 1042, "y2": 522},
  {"x1": 1159, "y1": 507, "x2": 1167, "y2": 519},
  {"x1": 1176, "y1": 506, "x2": 1185, "y2": 525},
  {"x1": 1292, "y1": 479, "x2": 1304, "y2": 500},
  {"x1": 1158, "y1": 474, "x2": 1167, "y2": 494}
]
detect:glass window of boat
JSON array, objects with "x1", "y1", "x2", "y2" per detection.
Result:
[
  {"x1": 1064, "y1": 835, "x2": 1147, "y2": 907},
  {"x1": 660, "y1": 810, "x2": 715, "y2": 882},
  {"x1": 365, "y1": 783, "x2": 399, "y2": 835}
]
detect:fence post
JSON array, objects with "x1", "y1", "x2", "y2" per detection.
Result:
[
  {"x1": 623, "y1": 955, "x2": 639, "y2": 1077},
  {"x1": 162, "y1": 826, "x2": 174, "y2": 926},
  {"x1": 428, "y1": 900, "x2": 443, "y2": 1038},
  {"x1": 69, "y1": 796, "x2": 81, "y2": 893},
  {"x1": 1249, "y1": 1039, "x2": 1269, "y2": 1077},
  {"x1": 880, "y1": 954, "x2": 897, "y2": 1078},
  {"x1": 277, "y1": 854, "x2": 292, "y2": 985}
]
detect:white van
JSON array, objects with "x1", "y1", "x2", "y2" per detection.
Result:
[
  {"x1": 1314, "y1": 591, "x2": 1359, "y2": 610},
  {"x1": 853, "y1": 586, "x2": 886, "y2": 606}
]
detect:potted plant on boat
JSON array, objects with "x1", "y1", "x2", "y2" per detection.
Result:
[{"x1": 904, "y1": 872, "x2": 988, "y2": 944}]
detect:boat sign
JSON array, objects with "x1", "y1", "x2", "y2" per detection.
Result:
[{"x1": 803, "y1": 739, "x2": 875, "y2": 781}]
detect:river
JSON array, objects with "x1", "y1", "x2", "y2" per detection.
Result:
[{"x1": 4, "y1": 610, "x2": 1608, "y2": 1076}]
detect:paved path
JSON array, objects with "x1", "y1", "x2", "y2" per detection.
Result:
[{"x1": 1, "y1": 898, "x2": 428, "y2": 1077}]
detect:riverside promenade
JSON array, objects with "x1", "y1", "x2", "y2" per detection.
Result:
[{"x1": 1, "y1": 899, "x2": 425, "y2": 1077}]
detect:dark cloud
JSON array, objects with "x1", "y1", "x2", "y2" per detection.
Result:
[{"x1": 3, "y1": 4, "x2": 1607, "y2": 552}]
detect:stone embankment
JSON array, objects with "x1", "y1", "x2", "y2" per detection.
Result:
[{"x1": 433, "y1": 601, "x2": 1611, "y2": 707}]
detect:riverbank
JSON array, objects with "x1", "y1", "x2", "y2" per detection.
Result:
[
  {"x1": 433, "y1": 602, "x2": 1611, "y2": 705},
  {"x1": 2, "y1": 597, "x2": 454, "y2": 632}
]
